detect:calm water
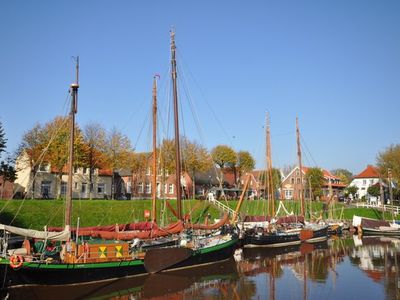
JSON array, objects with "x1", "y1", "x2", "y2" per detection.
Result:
[{"x1": 2, "y1": 235, "x2": 400, "y2": 300}]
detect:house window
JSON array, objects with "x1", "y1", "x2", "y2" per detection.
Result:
[
  {"x1": 291, "y1": 178, "x2": 295, "y2": 184},
  {"x1": 81, "y1": 183, "x2": 87, "y2": 194},
  {"x1": 61, "y1": 182, "x2": 67, "y2": 195},
  {"x1": 127, "y1": 182, "x2": 132, "y2": 193},
  {"x1": 145, "y1": 183, "x2": 151, "y2": 194},
  {"x1": 41, "y1": 181, "x2": 51, "y2": 198},
  {"x1": 297, "y1": 178, "x2": 300, "y2": 184},
  {"x1": 370, "y1": 179, "x2": 374, "y2": 185},
  {"x1": 74, "y1": 182, "x2": 78, "y2": 189},
  {"x1": 363, "y1": 180, "x2": 366, "y2": 185},
  {"x1": 165, "y1": 169, "x2": 169, "y2": 177},
  {"x1": 138, "y1": 182, "x2": 144, "y2": 193},
  {"x1": 97, "y1": 183, "x2": 105, "y2": 194},
  {"x1": 38, "y1": 164, "x2": 50, "y2": 172},
  {"x1": 296, "y1": 170, "x2": 299, "y2": 176},
  {"x1": 146, "y1": 167, "x2": 151, "y2": 176},
  {"x1": 164, "y1": 184, "x2": 168, "y2": 194},
  {"x1": 168, "y1": 184, "x2": 174, "y2": 194}
]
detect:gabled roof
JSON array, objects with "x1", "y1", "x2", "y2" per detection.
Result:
[
  {"x1": 354, "y1": 165, "x2": 380, "y2": 179},
  {"x1": 282, "y1": 166, "x2": 341, "y2": 183}
]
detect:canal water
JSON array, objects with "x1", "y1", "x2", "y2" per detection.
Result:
[{"x1": 2, "y1": 235, "x2": 400, "y2": 299}]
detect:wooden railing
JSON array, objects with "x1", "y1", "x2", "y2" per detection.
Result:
[{"x1": 355, "y1": 203, "x2": 400, "y2": 215}]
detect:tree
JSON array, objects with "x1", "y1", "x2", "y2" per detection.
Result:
[
  {"x1": 83, "y1": 123, "x2": 108, "y2": 199},
  {"x1": 331, "y1": 168, "x2": 353, "y2": 185},
  {"x1": 367, "y1": 185, "x2": 380, "y2": 198},
  {"x1": 346, "y1": 185, "x2": 358, "y2": 200},
  {"x1": 0, "y1": 121, "x2": 6, "y2": 158},
  {"x1": 181, "y1": 138, "x2": 213, "y2": 199},
  {"x1": 104, "y1": 127, "x2": 133, "y2": 199},
  {"x1": 235, "y1": 151, "x2": 255, "y2": 187},
  {"x1": 211, "y1": 145, "x2": 237, "y2": 199},
  {"x1": 305, "y1": 167, "x2": 324, "y2": 200},
  {"x1": 377, "y1": 144, "x2": 400, "y2": 183},
  {"x1": 259, "y1": 168, "x2": 282, "y2": 197}
]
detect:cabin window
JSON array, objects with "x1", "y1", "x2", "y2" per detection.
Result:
[
  {"x1": 138, "y1": 182, "x2": 144, "y2": 193},
  {"x1": 97, "y1": 183, "x2": 105, "y2": 194},
  {"x1": 145, "y1": 183, "x2": 151, "y2": 194},
  {"x1": 168, "y1": 184, "x2": 174, "y2": 194}
]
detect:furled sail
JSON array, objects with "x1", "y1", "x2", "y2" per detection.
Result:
[{"x1": 0, "y1": 224, "x2": 70, "y2": 241}]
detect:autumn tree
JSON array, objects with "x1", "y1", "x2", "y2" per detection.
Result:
[
  {"x1": 377, "y1": 144, "x2": 400, "y2": 183},
  {"x1": 83, "y1": 123, "x2": 108, "y2": 199},
  {"x1": 127, "y1": 151, "x2": 151, "y2": 196},
  {"x1": 234, "y1": 151, "x2": 255, "y2": 187},
  {"x1": 305, "y1": 167, "x2": 324, "y2": 200},
  {"x1": 43, "y1": 117, "x2": 87, "y2": 198},
  {"x1": 331, "y1": 169, "x2": 353, "y2": 185},
  {"x1": 104, "y1": 127, "x2": 133, "y2": 199},
  {"x1": 211, "y1": 145, "x2": 237, "y2": 199},
  {"x1": 181, "y1": 138, "x2": 213, "y2": 199}
]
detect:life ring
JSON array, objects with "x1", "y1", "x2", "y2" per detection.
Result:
[{"x1": 9, "y1": 255, "x2": 24, "y2": 269}]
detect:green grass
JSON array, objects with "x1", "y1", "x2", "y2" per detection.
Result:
[{"x1": 0, "y1": 199, "x2": 398, "y2": 230}]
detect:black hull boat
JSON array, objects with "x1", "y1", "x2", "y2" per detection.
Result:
[
  {"x1": 300, "y1": 224, "x2": 329, "y2": 243},
  {"x1": 243, "y1": 229, "x2": 301, "y2": 248}
]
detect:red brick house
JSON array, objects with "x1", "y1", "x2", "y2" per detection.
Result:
[
  {"x1": 0, "y1": 175, "x2": 14, "y2": 199},
  {"x1": 280, "y1": 166, "x2": 346, "y2": 201}
]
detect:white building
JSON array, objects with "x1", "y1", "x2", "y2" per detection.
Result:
[
  {"x1": 14, "y1": 152, "x2": 112, "y2": 199},
  {"x1": 348, "y1": 165, "x2": 380, "y2": 201}
]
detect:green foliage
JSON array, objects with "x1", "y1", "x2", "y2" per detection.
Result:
[
  {"x1": 305, "y1": 167, "x2": 324, "y2": 199},
  {"x1": 210, "y1": 145, "x2": 237, "y2": 169},
  {"x1": 346, "y1": 185, "x2": 358, "y2": 199},
  {"x1": 259, "y1": 168, "x2": 282, "y2": 192},
  {"x1": 377, "y1": 144, "x2": 400, "y2": 183},
  {"x1": 367, "y1": 185, "x2": 380, "y2": 197},
  {"x1": 331, "y1": 168, "x2": 353, "y2": 185}
]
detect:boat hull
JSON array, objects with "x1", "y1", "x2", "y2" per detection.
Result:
[
  {"x1": 1, "y1": 238, "x2": 238, "y2": 288},
  {"x1": 243, "y1": 232, "x2": 301, "y2": 248}
]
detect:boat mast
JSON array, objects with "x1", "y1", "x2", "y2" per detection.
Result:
[
  {"x1": 266, "y1": 112, "x2": 275, "y2": 216},
  {"x1": 65, "y1": 56, "x2": 79, "y2": 227},
  {"x1": 296, "y1": 116, "x2": 305, "y2": 217},
  {"x1": 151, "y1": 76, "x2": 158, "y2": 223},
  {"x1": 170, "y1": 30, "x2": 183, "y2": 220}
]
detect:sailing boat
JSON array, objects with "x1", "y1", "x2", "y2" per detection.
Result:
[
  {"x1": 0, "y1": 32, "x2": 238, "y2": 288},
  {"x1": 241, "y1": 113, "x2": 302, "y2": 248}
]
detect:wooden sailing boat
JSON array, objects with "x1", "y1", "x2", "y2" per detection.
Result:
[
  {"x1": 0, "y1": 32, "x2": 238, "y2": 288},
  {"x1": 241, "y1": 113, "x2": 302, "y2": 248}
]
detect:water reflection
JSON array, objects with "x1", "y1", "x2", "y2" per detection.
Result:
[{"x1": 2, "y1": 236, "x2": 400, "y2": 299}]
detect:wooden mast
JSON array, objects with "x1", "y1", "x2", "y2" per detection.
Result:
[
  {"x1": 266, "y1": 112, "x2": 275, "y2": 216},
  {"x1": 170, "y1": 30, "x2": 183, "y2": 220},
  {"x1": 65, "y1": 56, "x2": 79, "y2": 227},
  {"x1": 296, "y1": 117, "x2": 305, "y2": 217},
  {"x1": 151, "y1": 76, "x2": 158, "y2": 223}
]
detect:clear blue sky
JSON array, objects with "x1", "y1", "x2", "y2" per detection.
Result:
[{"x1": 1, "y1": 1, "x2": 399, "y2": 174}]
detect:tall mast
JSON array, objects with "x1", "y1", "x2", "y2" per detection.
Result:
[
  {"x1": 65, "y1": 56, "x2": 79, "y2": 227},
  {"x1": 266, "y1": 113, "x2": 275, "y2": 216},
  {"x1": 296, "y1": 116, "x2": 305, "y2": 217},
  {"x1": 151, "y1": 76, "x2": 158, "y2": 223},
  {"x1": 170, "y1": 30, "x2": 182, "y2": 220}
]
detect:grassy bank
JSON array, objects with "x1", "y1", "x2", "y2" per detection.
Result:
[{"x1": 0, "y1": 199, "x2": 398, "y2": 230}]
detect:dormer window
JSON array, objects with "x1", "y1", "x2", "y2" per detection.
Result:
[{"x1": 38, "y1": 163, "x2": 50, "y2": 172}]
